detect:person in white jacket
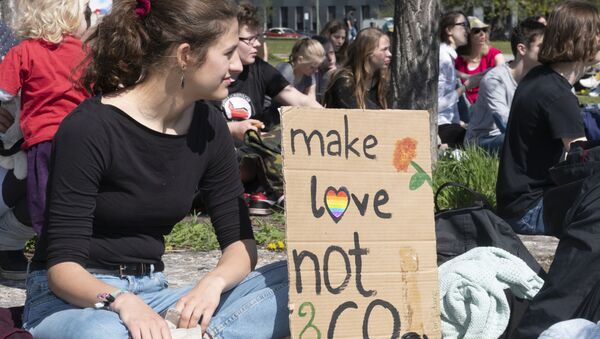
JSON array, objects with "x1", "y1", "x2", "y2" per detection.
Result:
[{"x1": 438, "y1": 11, "x2": 482, "y2": 148}]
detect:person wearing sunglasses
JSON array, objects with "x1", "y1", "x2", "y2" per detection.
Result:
[
  {"x1": 437, "y1": 11, "x2": 480, "y2": 148},
  {"x1": 455, "y1": 16, "x2": 506, "y2": 105}
]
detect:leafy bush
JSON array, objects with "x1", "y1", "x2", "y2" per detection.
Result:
[{"x1": 432, "y1": 146, "x2": 499, "y2": 211}]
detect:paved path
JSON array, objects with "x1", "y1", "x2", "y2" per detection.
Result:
[{"x1": 0, "y1": 236, "x2": 558, "y2": 308}]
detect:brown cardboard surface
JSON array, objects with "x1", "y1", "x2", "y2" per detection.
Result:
[{"x1": 282, "y1": 107, "x2": 441, "y2": 338}]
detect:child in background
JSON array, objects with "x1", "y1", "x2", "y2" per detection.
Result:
[
  {"x1": 0, "y1": 0, "x2": 90, "y2": 236},
  {"x1": 275, "y1": 38, "x2": 325, "y2": 102}
]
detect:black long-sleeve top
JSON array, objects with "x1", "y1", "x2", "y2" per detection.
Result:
[{"x1": 32, "y1": 97, "x2": 253, "y2": 269}]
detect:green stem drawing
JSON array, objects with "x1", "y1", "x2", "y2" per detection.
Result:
[{"x1": 409, "y1": 161, "x2": 432, "y2": 191}]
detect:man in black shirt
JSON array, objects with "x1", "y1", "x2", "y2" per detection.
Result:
[
  {"x1": 222, "y1": 3, "x2": 322, "y2": 141},
  {"x1": 496, "y1": 3, "x2": 600, "y2": 235}
]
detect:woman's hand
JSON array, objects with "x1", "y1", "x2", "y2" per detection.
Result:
[
  {"x1": 112, "y1": 293, "x2": 172, "y2": 339},
  {"x1": 174, "y1": 274, "x2": 227, "y2": 332}
]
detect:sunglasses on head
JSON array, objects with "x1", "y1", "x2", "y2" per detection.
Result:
[{"x1": 472, "y1": 28, "x2": 488, "y2": 34}]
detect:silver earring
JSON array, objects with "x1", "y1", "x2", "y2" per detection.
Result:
[{"x1": 180, "y1": 70, "x2": 185, "y2": 89}]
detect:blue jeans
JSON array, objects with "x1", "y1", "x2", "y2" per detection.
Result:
[
  {"x1": 506, "y1": 198, "x2": 547, "y2": 235},
  {"x1": 23, "y1": 261, "x2": 289, "y2": 339},
  {"x1": 477, "y1": 133, "x2": 504, "y2": 154}
]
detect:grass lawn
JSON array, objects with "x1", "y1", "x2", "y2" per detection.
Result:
[{"x1": 265, "y1": 38, "x2": 295, "y2": 65}]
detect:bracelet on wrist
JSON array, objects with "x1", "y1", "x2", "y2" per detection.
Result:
[{"x1": 94, "y1": 289, "x2": 128, "y2": 309}]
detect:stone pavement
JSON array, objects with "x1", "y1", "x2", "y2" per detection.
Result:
[{"x1": 0, "y1": 236, "x2": 558, "y2": 308}]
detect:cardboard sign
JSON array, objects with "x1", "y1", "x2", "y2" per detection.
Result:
[{"x1": 282, "y1": 107, "x2": 441, "y2": 339}]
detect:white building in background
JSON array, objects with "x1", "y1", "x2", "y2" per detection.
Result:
[{"x1": 247, "y1": 0, "x2": 391, "y2": 34}]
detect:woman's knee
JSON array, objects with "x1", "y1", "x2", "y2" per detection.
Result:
[{"x1": 31, "y1": 309, "x2": 129, "y2": 339}]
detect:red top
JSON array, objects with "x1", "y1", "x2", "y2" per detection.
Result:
[
  {"x1": 0, "y1": 36, "x2": 89, "y2": 149},
  {"x1": 455, "y1": 46, "x2": 501, "y2": 104}
]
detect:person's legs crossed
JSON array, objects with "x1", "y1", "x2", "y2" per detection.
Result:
[
  {"x1": 203, "y1": 261, "x2": 289, "y2": 339},
  {"x1": 23, "y1": 271, "x2": 130, "y2": 339},
  {"x1": 25, "y1": 269, "x2": 182, "y2": 339},
  {"x1": 506, "y1": 198, "x2": 547, "y2": 235}
]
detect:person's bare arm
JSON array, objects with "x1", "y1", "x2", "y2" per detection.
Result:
[
  {"x1": 274, "y1": 85, "x2": 322, "y2": 108},
  {"x1": 494, "y1": 53, "x2": 506, "y2": 66}
]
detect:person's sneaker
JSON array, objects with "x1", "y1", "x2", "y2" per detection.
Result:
[
  {"x1": 0, "y1": 250, "x2": 29, "y2": 280},
  {"x1": 248, "y1": 192, "x2": 275, "y2": 216},
  {"x1": 272, "y1": 194, "x2": 285, "y2": 212}
]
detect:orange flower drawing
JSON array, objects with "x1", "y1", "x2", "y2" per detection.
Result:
[
  {"x1": 392, "y1": 137, "x2": 432, "y2": 190},
  {"x1": 393, "y1": 138, "x2": 418, "y2": 172}
]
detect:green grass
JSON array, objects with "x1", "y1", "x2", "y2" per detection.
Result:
[
  {"x1": 265, "y1": 38, "x2": 295, "y2": 65},
  {"x1": 163, "y1": 212, "x2": 287, "y2": 252},
  {"x1": 579, "y1": 95, "x2": 600, "y2": 105},
  {"x1": 490, "y1": 40, "x2": 511, "y2": 55},
  {"x1": 432, "y1": 146, "x2": 500, "y2": 211}
]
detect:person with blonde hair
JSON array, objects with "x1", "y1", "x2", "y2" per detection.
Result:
[
  {"x1": 0, "y1": 0, "x2": 90, "y2": 277},
  {"x1": 324, "y1": 27, "x2": 391, "y2": 109},
  {"x1": 275, "y1": 38, "x2": 325, "y2": 101},
  {"x1": 22, "y1": 0, "x2": 289, "y2": 338},
  {"x1": 497, "y1": 0, "x2": 600, "y2": 236}
]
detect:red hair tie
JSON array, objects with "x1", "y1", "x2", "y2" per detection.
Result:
[{"x1": 135, "y1": 0, "x2": 151, "y2": 18}]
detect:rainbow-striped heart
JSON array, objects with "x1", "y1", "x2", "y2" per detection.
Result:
[{"x1": 324, "y1": 187, "x2": 350, "y2": 223}]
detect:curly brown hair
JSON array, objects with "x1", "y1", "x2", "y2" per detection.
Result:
[{"x1": 79, "y1": 0, "x2": 237, "y2": 95}]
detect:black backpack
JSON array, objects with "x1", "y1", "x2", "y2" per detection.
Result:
[{"x1": 434, "y1": 182, "x2": 543, "y2": 275}]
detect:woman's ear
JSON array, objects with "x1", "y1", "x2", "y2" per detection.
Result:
[
  {"x1": 175, "y1": 43, "x2": 193, "y2": 69},
  {"x1": 445, "y1": 26, "x2": 453, "y2": 39}
]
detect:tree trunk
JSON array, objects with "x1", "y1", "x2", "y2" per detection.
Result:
[
  {"x1": 1, "y1": 0, "x2": 18, "y2": 28},
  {"x1": 391, "y1": 0, "x2": 441, "y2": 166}
]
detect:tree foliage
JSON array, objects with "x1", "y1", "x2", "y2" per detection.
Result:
[{"x1": 439, "y1": 0, "x2": 600, "y2": 39}]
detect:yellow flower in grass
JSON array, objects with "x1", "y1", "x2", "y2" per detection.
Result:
[
  {"x1": 267, "y1": 242, "x2": 278, "y2": 251},
  {"x1": 277, "y1": 240, "x2": 285, "y2": 250}
]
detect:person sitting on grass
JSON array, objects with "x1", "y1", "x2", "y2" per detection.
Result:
[
  {"x1": 21, "y1": 1, "x2": 289, "y2": 338},
  {"x1": 437, "y1": 11, "x2": 482, "y2": 148},
  {"x1": 311, "y1": 35, "x2": 337, "y2": 103},
  {"x1": 275, "y1": 38, "x2": 325, "y2": 102},
  {"x1": 219, "y1": 2, "x2": 322, "y2": 141},
  {"x1": 213, "y1": 2, "x2": 321, "y2": 217},
  {"x1": 455, "y1": 16, "x2": 506, "y2": 105},
  {"x1": 323, "y1": 28, "x2": 392, "y2": 109},
  {"x1": 465, "y1": 18, "x2": 546, "y2": 153},
  {"x1": 496, "y1": 0, "x2": 599, "y2": 235}
]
